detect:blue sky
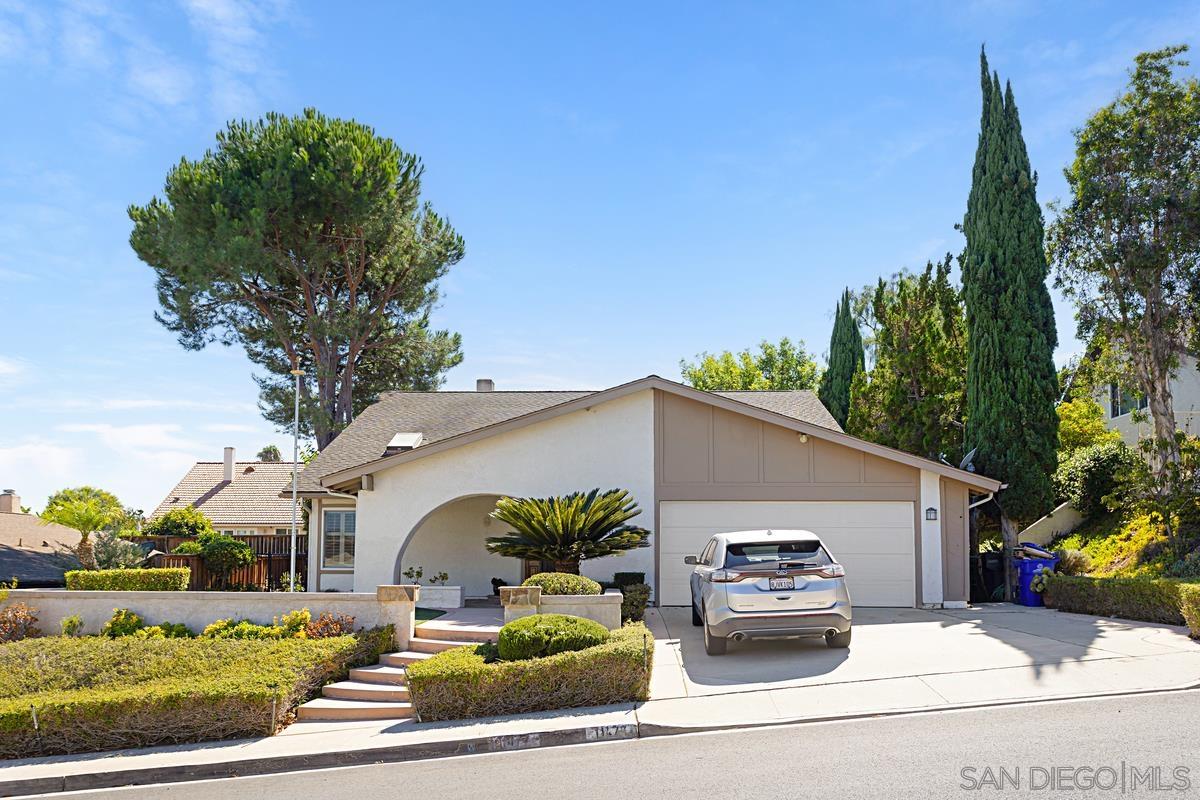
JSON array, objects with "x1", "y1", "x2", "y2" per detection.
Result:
[{"x1": 1, "y1": 0, "x2": 1197, "y2": 513}]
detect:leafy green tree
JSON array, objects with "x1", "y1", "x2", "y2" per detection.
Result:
[
  {"x1": 485, "y1": 489, "x2": 651, "y2": 574},
  {"x1": 1049, "y1": 45, "x2": 1200, "y2": 476},
  {"x1": 256, "y1": 445, "x2": 282, "y2": 463},
  {"x1": 846, "y1": 257, "x2": 966, "y2": 462},
  {"x1": 680, "y1": 338, "x2": 820, "y2": 391},
  {"x1": 1056, "y1": 398, "x2": 1121, "y2": 456},
  {"x1": 962, "y1": 48, "x2": 1059, "y2": 529},
  {"x1": 197, "y1": 533, "x2": 255, "y2": 589},
  {"x1": 817, "y1": 289, "x2": 865, "y2": 428},
  {"x1": 43, "y1": 487, "x2": 141, "y2": 535},
  {"x1": 129, "y1": 109, "x2": 465, "y2": 450},
  {"x1": 40, "y1": 499, "x2": 116, "y2": 570},
  {"x1": 144, "y1": 507, "x2": 215, "y2": 538}
]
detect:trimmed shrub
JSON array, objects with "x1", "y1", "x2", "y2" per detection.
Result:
[
  {"x1": 1179, "y1": 584, "x2": 1200, "y2": 638},
  {"x1": 172, "y1": 540, "x2": 203, "y2": 555},
  {"x1": 135, "y1": 622, "x2": 194, "y2": 639},
  {"x1": 408, "y1": 623, "x2": 652, "y2": 721},
  {"x1": 1053, "y1": 441, "x2": 1140, "y2": 518},
  {"x1": 522, "y1": 572, "x2": 602, "y2": 596},
  {"x1": 497, "y1": 614, "x2": 609, "y2": 660},
  {"x1": 1042, "y1": 575, "x2": 1188, "y2": 625},
  {"x1": 620, "y1": 583, "x2": 651, "y2": 622},
  {"x1": 197, "y1": 533, "x2": 255, "y2": 586},
  {"x1": 143, "y1": 506, "x2": 214, "y2": 538},
  {"x1": 66, "y1": 568, "x2": 190, "y2": 592},
  {"x1": 202, "y1": 609, "x2": 311, "y2": 640},
  {"x1": 102, "y1": 608, "x2": 145, "y2": 638},
  {"x1": 0, "y1": 627, "x2": 393, "y2": 757},
  {"x1": 612, "y1": 572, "x2": 645, "y2": 587}
]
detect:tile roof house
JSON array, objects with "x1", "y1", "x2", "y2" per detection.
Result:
[
  {"x1": 151, "y1": 448, "x2": 300, "y2": 535},
  {"x1": 296, "y1": 375, "x2": 999, "y2": 610},
  {"x1": 0, "y1": 490, "x2": 80, "y2": 587}
]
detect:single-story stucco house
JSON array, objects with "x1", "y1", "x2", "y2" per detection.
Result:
[{"x1": 295, "y1": 376, "x2": 1001, "y2": 608}]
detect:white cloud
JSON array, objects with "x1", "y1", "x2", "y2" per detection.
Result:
[
  {"x1": 58, "y1": 422, "x2": 202, "y2": 455},
  {"x1": 0, "y1": 355, "x2": 26, "y2": 389},
  {"x1": 0, "y1": 438, "x2": 85, "y2": 508},
  {"x1": 126, "y1": 47, "x2": 194, "y2": 106},
  {"x1": 203, "y1": 422, "x2": 261, "y2": 433},
  {"x1": 180, "y1": 0, "x2": 286, "y2": 119}
]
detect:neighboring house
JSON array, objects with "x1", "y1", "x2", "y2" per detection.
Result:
[
  {"x1": 0, "y1": 489, "x2": 80, "y2": 587},
  {"x1": 296, "y1": 376, "x2": 1000, "y2": 609},
  {"x1": 150, "y1": 448, "x2": 301, "y2": 536},
  {"x1": 1099, "y1": 353, "x2": 1200, "y2": 445}
]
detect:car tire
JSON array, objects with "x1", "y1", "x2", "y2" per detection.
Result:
[
  {"x1": 703, "y1": 619, "x2": 727, "y2": 655},
  {"x1": 691, "y1": 598, "x2": 702, "y2": 627},
  {"x1": 826, "y1": 628, "x2": 852, "y2": 648}
]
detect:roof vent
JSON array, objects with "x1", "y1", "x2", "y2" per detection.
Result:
[
  {"x1": 384, "y1": 432, "x2": 424, "y2": 455},
  {"x1": 476, "y1": 378, "x2": 494, "y2": 392}
]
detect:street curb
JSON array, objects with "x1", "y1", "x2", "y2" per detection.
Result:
[{"x1": 0, "y1": 722, "x2": 638, "y2": 798}]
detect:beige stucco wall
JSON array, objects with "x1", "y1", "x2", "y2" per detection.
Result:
[
  {"x1": 310, "y1": 496, "x2": 356, "y2": 592},
  {"x1": 399, "y1": 494, "x2": 522, "y2": 599},
  {"x1": 1100, "y1": 353, "x2": 1200, "y2": 445},
  {"x1": 940, "y1": 479, "x2": 969, "y2": 603},
  {"x1": 352, "y1": 389, "x2": 657, "y2": 593}
]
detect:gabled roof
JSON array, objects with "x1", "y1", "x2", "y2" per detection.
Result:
[
  {"x1": 308, "y1": 376, "x2": 1000, "y2": 493},
  {"x1": 0, "y1": 512, "x2": 80, "y2": 587},
  {"x1": 151, "y1": 462, "x2": 299, "y2": 527}
]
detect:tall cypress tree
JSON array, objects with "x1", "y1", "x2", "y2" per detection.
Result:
[
  {"x1": 818, "y1": 288, "x2": 865, "y2": 429},
  {"x1": 962, "y1": 48, "x2": 1059, "y2": 527}
]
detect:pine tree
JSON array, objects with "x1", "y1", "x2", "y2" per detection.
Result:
[
  {"x1": 818, "y1": 289, "x2": 865, "y2": 429},
  {"x1": 962, "y1": 48, "x2": 1059, "y2": 527}
]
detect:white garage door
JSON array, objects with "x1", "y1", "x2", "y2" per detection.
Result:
[{"x1": 658, "y1": 501, "x2": 916, "y2": 607}]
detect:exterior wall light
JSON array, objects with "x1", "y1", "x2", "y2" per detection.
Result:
[{"x1": 925, "y1": 507, "x2": 938, "y2": 521}]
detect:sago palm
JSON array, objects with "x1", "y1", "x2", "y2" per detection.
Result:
[
  {"x1": 40, "y1": 498, "x2": 116, "y2": 571},
  {"x1": 485, "y1": 489, "x2": 650, "y2": 574}
]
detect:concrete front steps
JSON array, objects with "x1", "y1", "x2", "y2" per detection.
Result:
[{"x1": 295, "y1": 615, "x2": 499, "y2": 722}]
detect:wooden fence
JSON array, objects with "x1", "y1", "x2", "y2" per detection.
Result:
[
  {"x1": 149, "y1": 553, "x2": 306, "y2": 592},
  {"x1": 130, "y1": 534, "x2": 307, "y2": 557}
]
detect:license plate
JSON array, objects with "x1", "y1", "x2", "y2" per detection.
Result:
[{"x1": 769, "y1": 577, "x2": 794, "y2": 590}]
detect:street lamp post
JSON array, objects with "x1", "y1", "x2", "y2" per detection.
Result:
[{"x1": 289, "y1": 367, "x2": 304, "y2": 592}]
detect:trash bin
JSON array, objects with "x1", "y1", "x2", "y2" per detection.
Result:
[{"x1": 1013, "y1": 556, "x2": 1059, "y2": 607}]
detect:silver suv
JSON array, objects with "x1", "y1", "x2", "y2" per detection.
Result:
[{"x1": 685, "y1": 529, "x2": 852, "y2": 655}]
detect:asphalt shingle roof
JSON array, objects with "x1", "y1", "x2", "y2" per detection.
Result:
[
  {"x1": 0, "y1": 513, "x2": 80, "y2": 586},
  {"x1": 297, "y1": 386, "x2": 839, "y2": 492},
  {"x1": 150, "y1": 462, "x2": 299, "y2": 526}
]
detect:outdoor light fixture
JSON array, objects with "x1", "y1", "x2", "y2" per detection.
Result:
[
  {"x1": 798, "y1": 433, "x2": 809, "y2": 443},
  {"x1": 925, "y1": 507, "x2": 938, "y2": 521}
]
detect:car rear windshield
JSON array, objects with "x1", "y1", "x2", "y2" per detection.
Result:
[{"x1": 723, "y1": 541, "x2": 832, "y2": 569}]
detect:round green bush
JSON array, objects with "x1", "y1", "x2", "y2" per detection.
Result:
[
  {"x1": 497, "y1": 614, "x2": 609, "y2": 660},
  {"x1": 1054, "y1": 441, "x2": 1140, "y2": 518},
  {"x1": 143, "y1": 506, "x2": 215, "y2": 538},
  {"x1": 522, "y1": 572, "x2": 602, "y2": 596},
  {"x1": 172, "y1": 540, "x2": 203, "y2": 555}
]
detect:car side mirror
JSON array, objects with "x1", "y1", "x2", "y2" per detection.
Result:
[{"x1": 683, "y1": 555, "x2": 698, "y2": 565}]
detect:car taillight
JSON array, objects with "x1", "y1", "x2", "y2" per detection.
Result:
[
  {"x1": 709, "y1": 569, "x2": 744, "y2": 583},
  {"x1": 818, "y1": 564, "x2": 845, "y2": 578}
]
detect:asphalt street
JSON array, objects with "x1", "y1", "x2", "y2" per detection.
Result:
[{"x1": 34, "y1": 689, "x2": 1200, "y2": 799}]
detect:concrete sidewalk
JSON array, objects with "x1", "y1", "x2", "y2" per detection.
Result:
[{"x1": 3, "y1": 605, "x2": 1198, "y2": 797}]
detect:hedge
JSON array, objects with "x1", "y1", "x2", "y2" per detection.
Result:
[
  {"x1": 1042, "y1": 575, "x2": 1188, "y2": 626},
  {"x1": 497, "y1": 614, "x2": 609, "y2": 660},
  {"x1": 65, "y1": 567, "x2": 190, "y2": 591},
  {"x1": 1180, "y1": 584, "x2": 1200, "y2": 639},
  {"x1": 0, "y1": 627, "x2": 392, "y2": 758},
  {"x1": 408, "y1": 623, "x2": 653, "y2": 721},
  {"x1": 621, "y1": 583, "x2": 651, "y2": 622},
  {"x1": 522, "y1": 572, "x2": 602, "y2": 595}
]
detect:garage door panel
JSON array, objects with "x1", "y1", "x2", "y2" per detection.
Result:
[{"x1": 659, "y1": 501, "x2": 915, "y2": 607}]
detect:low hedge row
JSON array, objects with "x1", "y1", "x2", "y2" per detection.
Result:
[
  {"x1": 1042, "y1": 575, "x2": 1188, "y2": 626},
  {"x1": 497, "y1": 614, "x2": 609, "y2": 660},
  {"x1": 0, "y1": 626, "x2": 392, "y2": 757},
  {"x1": 1180, "y1": 584, "x2": 1200, "y2": 638},
  {"x1": 65, "y1": 568, "x2": 190, "y2": 592},
  {"x1": 407, "y1": 623, "x2": 653, "y2": 721}
]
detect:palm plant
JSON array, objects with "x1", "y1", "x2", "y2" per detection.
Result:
[
  {"x1": 40, "y1": 498, "x2": 117, "y2": 571},
  {"x1": 485, "y1": 489, "x2": 650, "y2": 574}
]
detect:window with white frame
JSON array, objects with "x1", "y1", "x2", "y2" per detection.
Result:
[
  {"x1": 322, "y1": 510, "x2": 356, "y2": 569},
  {"x1": 1109, "y1": 383, "x2": 1148, "y2": 418}
]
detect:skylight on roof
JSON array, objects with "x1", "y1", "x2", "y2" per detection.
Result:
[{"x1": 385, "y1": 432, "x2": 424, "y2": 453}]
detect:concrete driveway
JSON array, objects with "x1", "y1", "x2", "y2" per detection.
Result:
[{"x1": 640, "y1": 604, "x2": 1200, "y2": 730}]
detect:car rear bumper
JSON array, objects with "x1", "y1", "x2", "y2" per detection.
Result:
[{"x1": 708, "y1": 603, "x2": 852, "y2": 640}]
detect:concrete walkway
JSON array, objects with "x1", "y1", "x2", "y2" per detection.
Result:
[{"x1": 2, "y1": 605, "x2": 1197, "y2": 796}]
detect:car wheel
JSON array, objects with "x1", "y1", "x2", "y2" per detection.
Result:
[
  {"x1": 703, "y1": 619, "x2": 727, "y2": 655},
  {"x1": 691, "y1": 597, "x2": 702, "y2": 627},
  {"x1": 826, "y1": 628, "x2": 852, "y2": 648}
]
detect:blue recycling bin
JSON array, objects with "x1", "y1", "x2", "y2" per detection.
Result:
[{"x1": 1014, "y1": 556, "x2": 1059, "y2": 607}]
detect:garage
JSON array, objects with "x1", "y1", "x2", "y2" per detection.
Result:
[{"x1": 658, "y1": 500, "x2": 916, "y2": 607}]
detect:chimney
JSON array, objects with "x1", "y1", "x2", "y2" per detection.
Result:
[
  {"x1": 223, "y1": 447, "x2": 235, "y2": 482},
  {"x1": 0, "y1": 489, "x2": 17, "y2": 514},
  {"x1": 476, "y1": 378, "x2": 495, "y2": 392}
]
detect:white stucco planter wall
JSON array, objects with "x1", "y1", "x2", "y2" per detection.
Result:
[
  {"x1": 353, "y1": 389, "x2": 657, "y2": 595},
  {"x1": 500, "y1": 586, "x2": 624, "y2": 630},
  {"x1": 6, "y1": 585, "x2": 421, "y2": 649},
  {"x1": 415, "y1": 585, "x2": 464, "y2": 609}
]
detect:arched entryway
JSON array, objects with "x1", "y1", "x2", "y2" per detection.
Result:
[{"x1": 394, "y1": 493, "x2": 524, "y2": 600}]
